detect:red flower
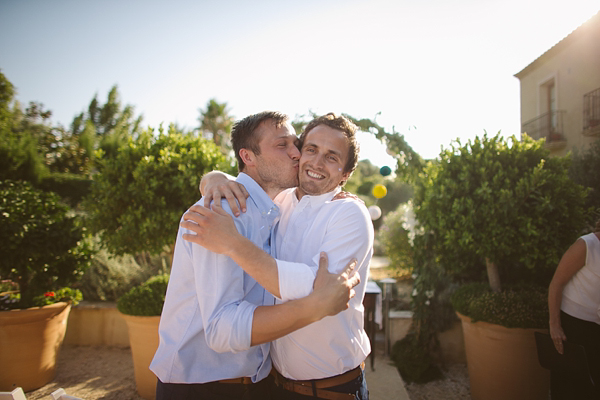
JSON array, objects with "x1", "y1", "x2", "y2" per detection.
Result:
[{"x1": 44, "y1": 292, "x2": 55, "y2": 297}]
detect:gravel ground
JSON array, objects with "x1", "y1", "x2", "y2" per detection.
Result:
[
  {"x1": 404, "y1": 364, "x2": 471, "y2": 400},
  {"x1": 25, "y1": 344, "x2": 472, "y2": 400}
]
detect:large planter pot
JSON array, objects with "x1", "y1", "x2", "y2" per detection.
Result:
[
  {"x1": 120, "y1": 313, "x2": 160, "y2": 400},
  {"x1": 457, "y1": 312, "x2": 550, "y2": 400},
  {"x1": 0, "y1": 302, "x2": 71, "y2": 392}
]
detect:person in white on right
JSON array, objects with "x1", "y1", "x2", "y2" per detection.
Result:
[{"x1": 548, "y1": 218, "x2": 600, "y2": 399}]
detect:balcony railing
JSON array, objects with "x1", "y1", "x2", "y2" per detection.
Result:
[
  {"x1": 583, "y1": 87, "x2": 600, "y2": 134},
  {"x1": 521, "y1": 110, "x2": 566, "y2": 143}
]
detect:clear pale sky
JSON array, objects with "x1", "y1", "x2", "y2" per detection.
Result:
[{"x1": 1, "y1": 0, "x2": 598, "y2": 167}]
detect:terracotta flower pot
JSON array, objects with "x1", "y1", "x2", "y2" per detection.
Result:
[
  {"x1": 120, "y1": 313, "x2": 160, "y2": 400},
  {"x1": 0, "y1": 302, "x2": 71, "y2": 392},
  {"x1": 457, "y1": 312, "x2": 550, "y2": 400}
]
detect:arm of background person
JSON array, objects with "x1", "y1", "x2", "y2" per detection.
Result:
[
  {"x1": 199, "y1": 170, "x2": 248, "y2": 217},
  {"x1": 547, "y1": 238, "x2": 586, "y2": 354}
]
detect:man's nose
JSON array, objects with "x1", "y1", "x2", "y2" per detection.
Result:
[
  {"x1": 314, "y1": 154, "x2": 326, "y2": 167},
  {"x1": 289, "y1": 146, "x2": 301, "y2": 160}
]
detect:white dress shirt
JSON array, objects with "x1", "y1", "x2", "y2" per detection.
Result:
[
  {"x1": 271, "y1": 187, "x2": 374, "y2": 380},
  {"x1": 150, "y1": 173, "x2": 278, "y2": 384}
]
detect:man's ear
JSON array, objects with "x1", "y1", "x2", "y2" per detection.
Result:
[
  {"x1": 239, "y1": 148, "x2": 255, "y2": 167},
  {"x1": 339, "y1": 171, "x2": 351, "y2": 186}
]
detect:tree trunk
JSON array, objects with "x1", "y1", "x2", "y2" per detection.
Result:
[{"x1": 485, "y1": 258, "x2": 502, "y2": 293}]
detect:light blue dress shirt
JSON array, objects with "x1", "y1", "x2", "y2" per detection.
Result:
[{"x1": 150, "y1": 173, "x2": 279, "y2": 384}]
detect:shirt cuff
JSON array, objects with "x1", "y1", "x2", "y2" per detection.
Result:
[{"x1": 276, "y1": 259, "x2": 316, "y2": 302}]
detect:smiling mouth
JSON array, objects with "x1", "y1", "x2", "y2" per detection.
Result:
[{"x1": 307, "y1": 170, "x2": 324, "y2": 179}]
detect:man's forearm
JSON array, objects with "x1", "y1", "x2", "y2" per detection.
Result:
[
  {"x1": 226, "y1": 233, "x2": 281, "y2": 298},
  {"x1": 250, "y1": 290, "x2": 323, "y2": 346}
]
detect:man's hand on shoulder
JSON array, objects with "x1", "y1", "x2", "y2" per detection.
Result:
[
  {"x1": 181, "y1": 204, "x2": 240, "y2": 256},
  {"x1": 200, "y1": 171, "x2": 249, "y2": 217},
  {"x1": 332, "y1": 190, "x2": 364, "y2": 205}
]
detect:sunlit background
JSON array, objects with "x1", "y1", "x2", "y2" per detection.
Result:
[{"x1": 1, "y1": 0, "x2": 599, "y2": 166}]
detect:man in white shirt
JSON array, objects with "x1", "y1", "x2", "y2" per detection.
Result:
[
  {"x1": 182, "y1": 113, "x2": 374, "y2": 399},
  {"x1": 150, "y1": 111, "x2": 360, "y2": 400}
]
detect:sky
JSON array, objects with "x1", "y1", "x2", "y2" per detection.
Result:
[{"x1": 1, "y1": 0, "x2": 599, "y2": 167}]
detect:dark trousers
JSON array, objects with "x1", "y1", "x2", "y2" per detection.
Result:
[
  {"x1": 270, "y1": 370, "x2": 369, "y2": 400},
  {"x1": 156, "y1": 378, "x2": 272, "y2": 400},
  {"x1": 550, "y1": 311, "x2": 600, "y2": 400}
]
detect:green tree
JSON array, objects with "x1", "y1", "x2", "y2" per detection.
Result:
[
  {"x1": 0, "y1": 180, "x2": 93, "y2": 308},
  {"x1": 0, "y1": 71, "x2": 95, "y2": 180},
  {"x1": 414, "y1": 133, "x2": 589, "y2": 292},
  {"x1": 0, "y1": 72, "x2": 49, "y2": 183},
  {"x1": 72, "y1": 85, "x2": 143, "y2": 160},
  {"x1": 84, "y1": 125, "x2": 232, "y2": 256},
  {"x1": 197, "y1": 99, "x2": 234, "y2": 153}
]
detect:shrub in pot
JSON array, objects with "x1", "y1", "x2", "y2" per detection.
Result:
[
  {"x1": 0, "y1": 180, "x2": 93, "y2": 391},
  {"x1": 413, "y1": 134, "x2": 590, "y2": 399},
  {"x1": 117, "y1": 274, "x2": 168, "y2": 400}
]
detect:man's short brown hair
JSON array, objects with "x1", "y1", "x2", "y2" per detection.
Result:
[
  {"x1": 299, "y1": 113, "x2": 360, "y2": 181},
  {"x1": 231, "y1": 111, "x2": 289, "y2": 172}
]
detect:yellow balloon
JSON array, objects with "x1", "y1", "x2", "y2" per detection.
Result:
[{"x1": 372, "y1": 184, "x2": 387, "y2": 199}]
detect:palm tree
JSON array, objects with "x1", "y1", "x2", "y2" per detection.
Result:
[{"x1": 198, "y1": 99, "x2": 234, "y2": 152}]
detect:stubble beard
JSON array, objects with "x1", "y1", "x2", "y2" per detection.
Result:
[{"x1": 257, "y1": 163, "x2": 298, "y2": 193}]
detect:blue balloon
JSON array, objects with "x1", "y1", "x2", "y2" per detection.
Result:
[{"x1": 380, "y1": 166, "x2": 392, "y2": 176}]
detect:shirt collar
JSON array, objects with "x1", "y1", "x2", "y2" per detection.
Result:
[
  {"x1": 237, "y1": 173, "x2": 279, "y2": 219},
  {"x1": 294, "y1": 186, "x2": 342, "y2": 207}
]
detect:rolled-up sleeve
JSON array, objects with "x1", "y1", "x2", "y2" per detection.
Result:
[
  {"x1": 277, "y1": 259, "x2": 316, "y2": 301},
  {"x1": 184, "y1": 215, "x2": 258, "y2": 353}
]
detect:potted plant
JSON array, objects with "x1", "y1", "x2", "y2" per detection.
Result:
[
  {"x1": 413, "y1": 134, "x2": 590, "y2": 400},
  {"x1": 117, "y1": 274, "x2": 169, "y2": 400},
  {"x1": 0, "y1": 180, "x2": 93, "y2": 392}
]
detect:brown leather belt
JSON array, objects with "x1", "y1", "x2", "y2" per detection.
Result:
[
  {"x1": 218, "y1": 377, "x2": 253, "y2": 384},
  {"x1": 271, "y1": 362, "x2": 364, "y2": 400}
]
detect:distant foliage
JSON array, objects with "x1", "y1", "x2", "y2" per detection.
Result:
[
  {"x1": 85, "y1": 126, "x2": 232, "y2": 256},
  {"x1": 117, "y1": 274, "x2": 169, "y2": 316},
  {"x1": 37, "y1": 172, "x2": 93, "y2": 208},
  {"x1": 377, "y1": 202, "x2": 416, "y2": 274},
  {"x1": 77, "y1": 247, "x2": 166, "y2": 302}
]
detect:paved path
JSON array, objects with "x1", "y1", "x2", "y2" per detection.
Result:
[{"x1": 366, "y1": 332, "x2": 410, "y2": 400}]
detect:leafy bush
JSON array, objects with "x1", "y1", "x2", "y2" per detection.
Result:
[
  {"x1": 37, "y1": 172, "x2": 93, "y2": 208},
  {"x1": 0, "y1": 180, "x2": 94, "y2": 308},
  {"x1": 451, "y1": 282, "x2": 548, "y2": 329},
  {"x1": 76, "y1": 247, "x2": 167, "y2": 302},
  {"x1": 117, "y1": 274, "x2": 169, "y2": 316},
  {"x1": 85, "y1": 126, "x2": 232, "y2": 256},
  {"x1": 377, "y1": 202, "x2": 416, "y2": 274},
  {"x1": 390, "y1": 333, "x2": 442, "y2": 384},
  {"x1": 410, "y1": 233, "x2": 458, "y2": 337}
]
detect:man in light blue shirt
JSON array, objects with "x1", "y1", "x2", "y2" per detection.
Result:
[{"x1": 150, "y1": 111, "x2": 359, "y2": 400}]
